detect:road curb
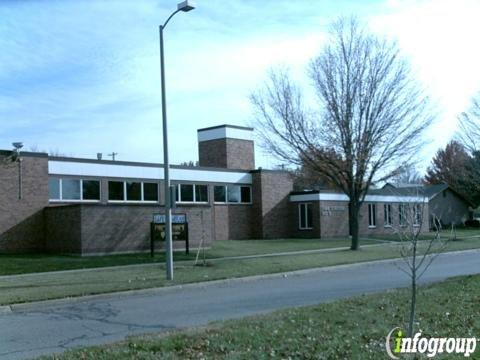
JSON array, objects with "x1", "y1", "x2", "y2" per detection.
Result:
[{"x1": 6, "y1": 247, "x2": 480, "y2": 313}]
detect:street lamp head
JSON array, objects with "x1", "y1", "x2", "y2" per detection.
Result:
[
  {"x1": 12, "y1": 142, "x2": 23, "y2": 151},
  {"x1": 177, "y1": 0, "x2": 195, "y2": 12}
]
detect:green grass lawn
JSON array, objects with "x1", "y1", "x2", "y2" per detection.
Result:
[
  {"x1": 41, "y1": 274, "x2": 480, "y2": 359},
  {"x1": 364, "y1": 228, "x2": 480, "y2": 242},
  {"x1": 1, "y1": 237, "x2": 479, "y2": 305},
  {"x1": 0, "y1": 238, "x2": 374, "y2": 276}
]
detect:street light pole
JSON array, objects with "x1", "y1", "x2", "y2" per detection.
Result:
[{"x1": 159, "y1": 1, "x2": 195, "y2": 280}]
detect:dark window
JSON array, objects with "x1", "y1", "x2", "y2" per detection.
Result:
[
  {"x1": 240, "y1": 186, "x2": 251, "y2": 203},
  {"x1": 384, "y1": 204, "x2": 392, "y2": 226},
  {"x1": 180, "y1": 184, "x2": 194, "y2": 202},
  {"x1": 195, "y1": 185, "x2": 208, "y2": 202},
  {"x1": 307, "y1": 204, "x2": 313, "y2": 228},
  {"x1": 83, "y1": 180, "x2": 100, "y2": 200},
  {"x1": 143, "y1": 183, "x2": 158, "y2": 202},
  {"x1": 126, "y1": 182, "x2": 141, "y2": 201},
  {"x1": 62, "y1": 179, "x2": 81, "y2": 200},
  {"x1": 414, "y1": 204, "x2": 421, "y2": 226},
  {"x1": 214, "y1": 186, "x2": 226, "y2": 202},
  {"x1": 109, "y1": 181, "x2": 124, "y2": 201},
  {"x1": 227, "y1": 185, "x2": 240, "y2": 203},
  {"x1": 48, "y1": 178, "x2": 60, "y2": 200},
  {"x1": 368, "y1": 204, "x2": 376, "y2": 227},
  {"x1": 399, "y1": 204, "x2": 406, "y2": 226},
  {"x1": 299, "y1": 203, "x2": 313, "y2": 229}
]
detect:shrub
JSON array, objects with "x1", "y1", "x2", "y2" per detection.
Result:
[{"x1": 464, "y1": 219, "x2": 480, "y2": 228}]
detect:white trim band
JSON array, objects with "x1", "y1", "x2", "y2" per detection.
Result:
[
  {"x1": 197, "y1": 127, "x2": 253, "y2": 142},
  {"x1": 290, "y1": 193, "x2": 349, "y2": 202},
  {"x1": 48, "y1": 161, "x2": 252, "y2": 184},
  {"x1": 290, "y1": 193, "x2": 428, "y2": 203}
]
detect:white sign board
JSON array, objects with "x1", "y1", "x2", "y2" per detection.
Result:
[{"x1": 153, "y1": 214, "x2": 187, "y2": 224}]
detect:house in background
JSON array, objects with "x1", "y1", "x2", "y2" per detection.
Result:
[{"x1": 379, "y1": 183, "x2": 473, "y2": 228}]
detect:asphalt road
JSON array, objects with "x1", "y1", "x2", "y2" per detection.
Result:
[{"x1": 1, "y1": 250, "x2": 479, "y2": 360}]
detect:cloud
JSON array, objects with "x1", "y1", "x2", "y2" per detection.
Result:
[
  {"x1": 1, "y1": 0, "x2": 479, "y2": 170},
  {"x1": 369, "y1": 0, "x2": 480, "y2": 168}
]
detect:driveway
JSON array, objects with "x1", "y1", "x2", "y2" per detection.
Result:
[{"x1": 1, "y1": 249, "x2": 479, "y2": 360}]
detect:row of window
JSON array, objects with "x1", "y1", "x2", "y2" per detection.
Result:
[
  {"x1": 48, "y1": 178, "x2": 252, "y2": 204},
  {"x1": 108, "y1": 181, "x2": 159, "y2": 202},
  {"x1": 368, "y1": 204, "x2": 421, "y2": 227},
  {"x1": 214, "y1": 185, "x2": 252, "y2": 204},
  {"x1": 297, "y1": 203, "x2": 422, "y2": 231},
  {"x1": 49, "y1": 179, "x2": 101, "y2": 201},
  {"x1": 175, "y1": 184, "x2": 252, "y2": 204}
]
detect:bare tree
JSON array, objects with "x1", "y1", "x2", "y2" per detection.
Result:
[
  {"x1": 392, "y1": 198, "x2": 449, "y2": 337},
  {"x1": 251, "y1": 17, "x2": 433, "y2": 250},
  {"x1": 179, "y1": 160, "x2": 199, "y2": 167},
  {"x1": 457, "y1": 94, "x2": 480, "y2": 154},
  {"x1": 391, "y1": 163, "x2": 423, "y2": 186}
]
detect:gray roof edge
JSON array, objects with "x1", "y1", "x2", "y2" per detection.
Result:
[{"x1": 197, "y1": 124, "x2": 254, "y2": 132}]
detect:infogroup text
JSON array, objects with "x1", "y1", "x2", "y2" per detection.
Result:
[{"x1": 385, "y1": 328, "x2": 477, "y2": 358}]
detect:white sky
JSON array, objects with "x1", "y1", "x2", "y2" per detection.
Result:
[{"x1": 0, "y1": 0, "x2": 479, "y2": 172}]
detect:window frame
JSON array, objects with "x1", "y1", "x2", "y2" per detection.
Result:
[
  {"x1": 108, "y1": 181, "x2": 159, "y2": 203},
  {"x1": 413, "y1": 204, "x2": 422, "y2": 227},
  {"x1": 49, "y1": 178, "x2": 101, "y2": 203},
  {"x1": 48, "y1": 178, "x2": 61, "y2": 200},
  {"x1": 195, "y1": 184, "x2": 209, "y2": 203},
  {"x1": 384, "y1": 204, "x2": 392, "y2": 227},
  {"x1": 213, "y1": 185, "x2": 252, "y2": 205},
  {"x1": 175, "y1": 183, "x2": 209, "y2": 204},
  {"x1": 298, "y1": 203, "x2": 313, "y2": 230},
  {"x1": 108, "y1": 181, "x2": 126, "y2": 202},
  {"x1": 82, "y1": 179, "x2": 101, "y2": 201},
  {"x1": 143, "y1": 182, "x2": 159, "y2": 202},
  {"x1": 126, "y1": 181, "x2": 142, "y2": 202},
  {"x1": 399, "y1": 204, "x2": 407, "y2": 226},
  {"x1": 227, "y1": 185, "x2": 241, "y2": 203},
  {"x1": 213, "y1": 185, "x2": 227, "y2": 203},
  {"x1": 368, "y1": 203, "x2": 377, "y2": 228}
]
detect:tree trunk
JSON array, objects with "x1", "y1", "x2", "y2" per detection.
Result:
[
  {"x1": 408, "y1": 274, "x2": 416, "y2": 337},
  {"x1": 408, "y1": 245, "x2": 417, "y2": 337},
  {"x1": 349, "y1": 202, "x2": 360, "y2": 250}
]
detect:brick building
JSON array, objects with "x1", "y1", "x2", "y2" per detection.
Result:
[{"x1": 0, "y1": 124, "x2": 430, "y2": 255}]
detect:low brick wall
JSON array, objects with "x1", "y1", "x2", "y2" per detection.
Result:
[
  {"x1": 45, "y1": 204, "x2": 217, "y2": 255},
  {"x1": 213, "y1": 205, "x2": 253, "y2": 240},
  {"x1": 45, "y1": 205, "x2": 82, "y2": 254}
]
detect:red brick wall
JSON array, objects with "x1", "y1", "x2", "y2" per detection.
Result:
[
  {"x1": 198, "y1": 138, "x2": 254, "y2": 170},
  {"x1": 44, "y1": 205, "x2": 82, "y2": 254},
  {"x1": 291, "y1": 202, "x2": 321, "y2": 238},
  {"x1": 0, "y1": 153, "x2": 49, "y2": 253},
  {"x1": 252, "y1": 170, "x2": 294, "y2": 239},
  {"x1": 213, "y1": 204, "x2": 253, "y2": 240},
  {"x1": 319, "y1": 201, "x2": 350, "y2": 238}
]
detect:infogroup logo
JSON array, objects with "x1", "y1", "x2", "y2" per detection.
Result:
[{"x1": 385, "y1": 327, "x2": 477, "y2": 359}]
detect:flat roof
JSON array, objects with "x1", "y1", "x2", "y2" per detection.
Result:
[
  {"x1": 0, "y1": 150, "x2": 48, "y2": 158},
  {"x1": 197, "y1": 124, "x2": 254, "y2": 132}
]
